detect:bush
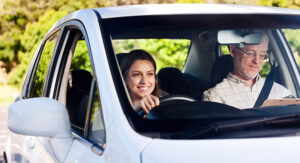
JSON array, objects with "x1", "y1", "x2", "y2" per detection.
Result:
[
  {"x1": 113, "y1": 39, "x2": 191, "y2": 71},
  {"x1": 8, "y1": 10, "x2": 67, "y2": 87}
]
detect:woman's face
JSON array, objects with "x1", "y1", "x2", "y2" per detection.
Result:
[{"x1": 126, "y1": 60, "x2": 156, "y2": 104}]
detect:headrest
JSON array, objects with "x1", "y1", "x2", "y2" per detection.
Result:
[
  {"x1": 157, "y1": 67, "x2": 185, "y2": 94},
  {"x1": 69, "y1": 69, "x2": 93, "y2": 92},
  {"x1": 210, "y1": 55, "x2": 233, "y2": 86},
  {"x1": 116, "y1": 53, "x2": 128, "y2": 64}
]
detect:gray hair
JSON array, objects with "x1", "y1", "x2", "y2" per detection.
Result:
[{"x1": 261, "y1": 31, "x2": 269, "y2": 45}]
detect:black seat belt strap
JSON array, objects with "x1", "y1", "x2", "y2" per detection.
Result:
[{"x1": 253, "y1": 65, "x2": 276, "y2": 108}]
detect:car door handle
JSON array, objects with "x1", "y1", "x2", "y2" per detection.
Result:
[{"x1": 26, "y1": 136, "x2": 35, "y2": 151}]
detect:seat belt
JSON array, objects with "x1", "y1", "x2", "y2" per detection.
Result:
[{"x1": 253, "y1": 56, "x2": 277, "y2": 108}]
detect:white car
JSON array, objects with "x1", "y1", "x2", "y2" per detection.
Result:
[{"x1": 4, "y1": 4, "x2": 300, "y2": 163}]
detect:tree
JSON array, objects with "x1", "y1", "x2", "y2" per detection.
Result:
[
  {"x1": 8, "y1": 10, "x2": 67, "y2": 86},
  {"x1": 113, "y1": 39, "x2": 190, "y2": 71},
  {"x1": 257, "y1": 0, "x2": 300, "y2": 9}
]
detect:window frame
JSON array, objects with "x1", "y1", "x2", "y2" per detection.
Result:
[
  {"x1": 85, "y1": 78, "x2": 106, "y2": 150},
  {"x1": 45, "y1": 20, "x2": 106, "y2": 154},
  {"x1": 26, "y1": 28, "x2": 63, "y2": 98},
  {"x1": 273, "y1": 29, "x2": 300, "y2": 96}
]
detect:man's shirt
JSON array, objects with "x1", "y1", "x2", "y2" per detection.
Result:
[{"x1": 202, "y1": 73, "x2": 292, "y2": 109}]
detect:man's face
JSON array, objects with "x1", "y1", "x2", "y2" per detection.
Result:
[{"x1": 230, "y1": 38, "x2": 268, "y2": 81}]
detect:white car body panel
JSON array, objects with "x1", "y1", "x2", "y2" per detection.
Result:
[
  {"x1": 96, "y1": 4, "x2": 300, "y2": 19},
  {"x1": 103, "y1": 116, "x2": 152, "y2": 163},
  {"x1": 142, "y1": 137, "x2": 300, "y2": 163},
  {"x1": 8, "y1": 134, "x2": 56, "y2": 163},
  {"x1": 64, "y1": 139, "x2": 105, "y2": 163}
]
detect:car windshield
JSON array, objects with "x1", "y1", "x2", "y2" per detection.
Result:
[{"x1": 101, "y1": 14, "x2": 300, "y2": 139}]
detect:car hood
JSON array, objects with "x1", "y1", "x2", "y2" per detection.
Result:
[{"x1": 141, "y1": 136, "x2": 300, "y2": 163}]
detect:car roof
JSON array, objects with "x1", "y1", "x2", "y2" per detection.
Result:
[
  {"x1": 95, "y1": 4, "x2": 300, "y2": 19},
  {"x1": 50, "y1": 4, "x2": 300, "y2": 32}
]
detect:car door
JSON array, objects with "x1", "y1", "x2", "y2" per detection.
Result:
[{"x1": 47, "y1": 21, "x2": 107, "y2": 162}]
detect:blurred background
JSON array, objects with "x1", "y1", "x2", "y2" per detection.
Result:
[{"x1": 0, "y1": 0, "x2": 299, "y2": 107}]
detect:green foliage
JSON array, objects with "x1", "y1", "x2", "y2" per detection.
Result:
[
  {"x1": 176, "y1": 0, "x2": 204, "y2": 3},
  {"x1": 259, "y1": 61, "x2": 271, "y2": 78},
  {"x1": 8, "y1": 52, "x2": 30, "y2": 86},
  {"x1": 113, "y1": 39, "x2": 191, "y2": 71},
  {"x1": 1, "y1": 0, "x2": 106, "y2": 87},
  {"x1": 140, "y1": 39, "x2": 190, "y2": 70},
  {"x1": 221, "y1": 45, "x2": 230, "y2": 55},
  {"x1": 0, "y1": 0, "x2": 176, "y2": 72},
  {"x1": 282, "y1": 29, "x2": 300, "y2": 68},
  {"x1": 8, "y1": 10, "x2": 67, "y2": 86},
  {"x1": 113, "y1": 40, "x2": 137, "y2": 54},
  {"x1": 71, "y1": 40, "x2": 92, "y2": 72},
  {"x1": 257, "y1": 0, "x2": 289, "y2": 7},
  {"x1": 31, "y1": 38, "x2": 56, "y2": 97},
  {"x1": 257, "y1": 0, "x2": 300, "y2": 9},
  {"x1": 283, "y1": 29, "x2": 300, "y2": 54}
]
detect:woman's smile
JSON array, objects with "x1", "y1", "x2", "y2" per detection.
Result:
[{"x1": 126, "y1": 60, "x2": 156, "y2": 104}]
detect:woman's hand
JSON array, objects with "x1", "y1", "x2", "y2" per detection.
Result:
[{"x1": 133, "y1": 95, "x2": 160, "y2": 116}]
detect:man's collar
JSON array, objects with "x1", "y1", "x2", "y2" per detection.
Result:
[{"x1": 227, "y1": 72, "x2": 261, "y2": 85}]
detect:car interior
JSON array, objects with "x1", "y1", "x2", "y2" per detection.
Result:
[
  {"x1": 98, "y1": 15, "x2": 300, "y2": 138},
  {"x1": 66, "y1": 69, "x2": 92, "y2": 131},
  {"x1": 113, "y1": 30, "x2": 296, "y2": 101}
]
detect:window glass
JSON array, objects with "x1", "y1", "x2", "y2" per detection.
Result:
[
  {"x1": 66, "y1": 37, "x2": 93, "y2": 134},
  {"x1": 220, "y1": 45, "x2": 230, "y2": 55},
  {"x1": 88, "y1": 85, "x2": 105, "y2": 146},
  {"x1": 103, "y1": 15, "x2": 300, "y2": 140},
  {"x1": 282, "y1": 29, "x2": 300, "y2": 70},
  {"x1": 71, "y1": 40, "x2": 92, "y2": 72},
  {"x1": 30, "y1": 30, "x2": 60, "y2": 97},
  {"x1": 112, "y1": 39, "x2": 191, "y2": 71}
]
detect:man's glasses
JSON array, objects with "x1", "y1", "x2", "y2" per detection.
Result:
[{"x1": 234, "y1": 45, "x2": 269, "y2": 60}]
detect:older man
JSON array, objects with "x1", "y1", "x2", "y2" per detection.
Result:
[{"x1": 202, "y1": 33, "x2": 292, "y2": 109}]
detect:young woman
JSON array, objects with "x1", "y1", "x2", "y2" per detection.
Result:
[{"x1": 120, "y1": 49, "x2": 161, "y2": 115}]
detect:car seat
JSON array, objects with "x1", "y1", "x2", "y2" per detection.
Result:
[
  {"x1": 157, "y1": 67, "x2": 210, "y2": 98},
  {"x1": 116, "y1": 53, "x2": 128, "y2": 65},
  {"x1": 157, "y1": 67, "x2": 191, "y2": 95},
  {"x1": 66, "y1": 69, "x2": 93, "y2": 132},
  {"x1": 210, "y1": 55, "x2": 233, "y2": 87}
]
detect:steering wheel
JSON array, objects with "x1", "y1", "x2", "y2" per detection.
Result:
[
  {"x1": 137, "y1": 94, "x2": 197, "y2": 117},
  {"x1": 159, "y1": 94, "x2": 197, "y2": 104}
]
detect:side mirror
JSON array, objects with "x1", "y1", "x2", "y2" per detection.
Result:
[
  {"x1": 8, "y1": 97, "x2": 71, "y2": 138},
  {"x1": 217, "y1": 30, "x2": 262, "y2": 48}
]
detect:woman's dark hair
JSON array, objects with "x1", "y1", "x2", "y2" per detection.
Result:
[{"x1": 119, "y1": 49, "x2": 161, "y2": 97}]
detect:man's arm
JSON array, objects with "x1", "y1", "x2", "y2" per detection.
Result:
[
  {"x1": 202, "y1": 89, "x2": 224, "y2": 103},
  {"x1": 270, "y1": 82, "x2": 294, "y2": 99}
]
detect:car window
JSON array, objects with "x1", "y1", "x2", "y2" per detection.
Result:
[
  {"x1": 282, "y1": 29, "x2": 300, "y2": 72},
  {"x1": 63, "y1": 31, "x2": 106, "y2": 148},
  {"x1": 219, "y1": 45, "x2": 230, "y2": 56},
  {"x1": 112, "y1": 39, "x2": 191, "y2": 71},
  {"x1": 71, "y1": 39, "x2": 92, "y2": 72},
  {"x1": 66, "y1": 37, "x2": 93, "y2": 134},
  {"x1": 30, "y1": 30, "x2": 61, "y2": 97},
  {"x1": 102, "y1": 14, "x2": 300, "y2": 139},
  {"x1": 88, "y1": 83, "x2": 105, "y2": 147}
]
